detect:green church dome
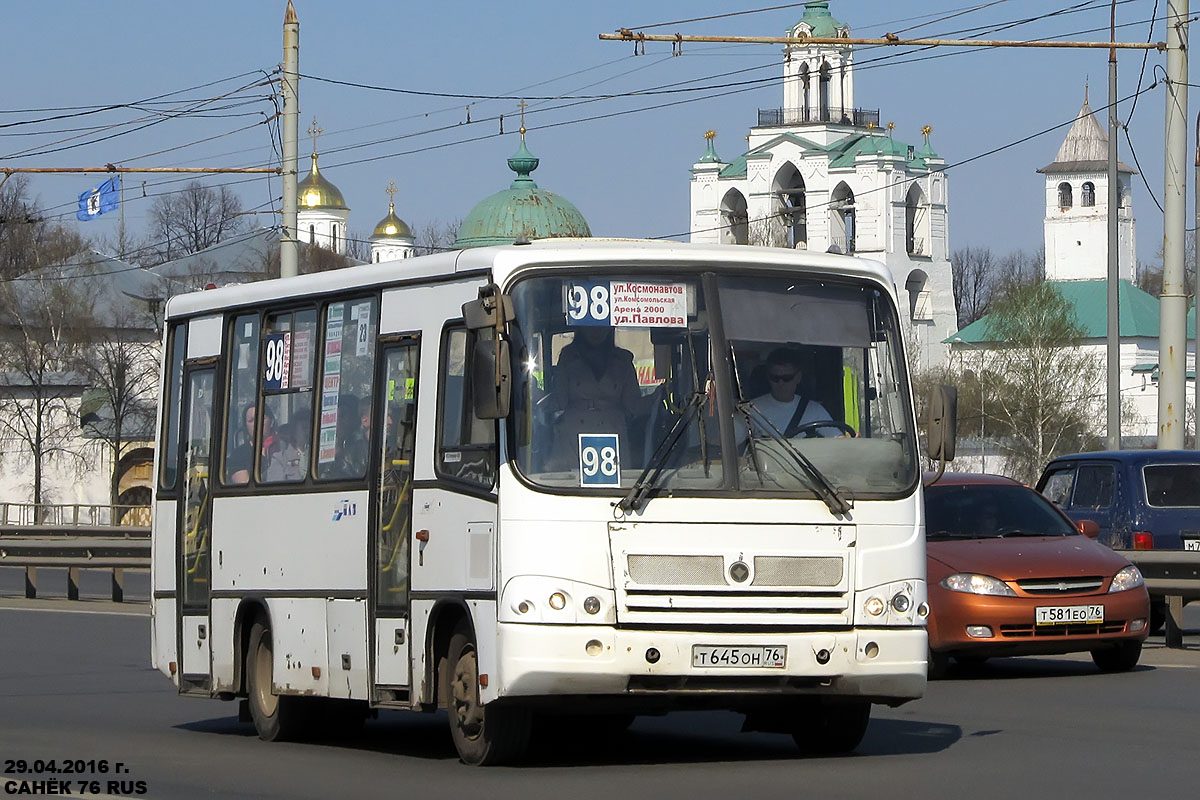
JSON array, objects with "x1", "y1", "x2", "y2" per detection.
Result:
[
  {"x1": 790, "y1": 1, "x2": 848, "y2": 38},
  {"x1": 453, "y1": 137, "x2": 591, "y2": 249}
]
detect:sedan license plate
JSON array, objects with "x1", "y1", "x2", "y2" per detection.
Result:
[
  {"x1": 692, "y1": 645, "x2": 786, "y2": 668},
  {"x1": 1184, "y1": 539, "x2": 1200, "y2": 552},
  {"x1": 1035, "y1": 604, "x2": 1104, "y2": 625}
]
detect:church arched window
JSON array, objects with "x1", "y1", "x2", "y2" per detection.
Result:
[
  {"x1": 1058, "y1": 182, "x2": 1073, "y2": 210},
  {"x1": 1081, "y1": 182, "x2": 1095, "y2": 207},
  {"x1": 332, "y1": 223, "x2": 339, "y2": 251},
  {"x1": 309, "y1": 225, "x2": 315, "y2": 244},
  {"x1": 800, "y1": 63, "x2": 811, "y2": 121},
  {"x1": 819, "y1": 62, "x2": 831, "y2": 122}
]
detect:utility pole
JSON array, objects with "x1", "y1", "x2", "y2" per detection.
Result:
[
  {"x1": 1107, "y1": 2, "x2": 1121, "y2": 450},
  {"x1": 1159, "y1": 0, "x2": 1189, "y2": 449},
  {"x1": 280, "y1": 0, "x2": 300, "y2": 279},
  {"x1": 1195, "y1": 111, "x2": 1199, "y2": 447}
]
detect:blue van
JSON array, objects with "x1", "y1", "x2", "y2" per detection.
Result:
[{"x1": 1035, "y1": 450, "x2": 1200, "y2": 552}]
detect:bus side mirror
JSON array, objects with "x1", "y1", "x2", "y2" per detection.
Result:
[
  {"x1": 462, "y1": 285, "x2": 514, "y2": 331},
  {"x1": 926, "y1": 384, "x2": 957, "y2": 464},
  {"x1": 471, "y1": 337, "x2": 512, "y2": 419}
]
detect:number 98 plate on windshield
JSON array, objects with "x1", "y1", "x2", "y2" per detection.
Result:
[{"x1": 692, "y1": 645, "x2": 787, "y2": 668}]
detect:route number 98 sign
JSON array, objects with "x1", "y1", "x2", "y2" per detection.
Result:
[
  {"x1": 566, "y1": 281, "x2": 688, "y2": 328},
  {"x1": 578, "y1": 434, "x2": 620, "y2": 487}
]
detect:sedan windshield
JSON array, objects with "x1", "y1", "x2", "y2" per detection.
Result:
[
  {"x1": 507, "y1": 270, "x2": 917, "y2": 500},
  {"x1": 925, "y1": 484, "x2": 1079, "y2": 540}
]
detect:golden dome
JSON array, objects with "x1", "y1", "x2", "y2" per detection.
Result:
[
  {"x1": 296, "y1": 154, "x2": 347, "y2": 210},
  {"x1": 372, "y1": 203, "x2": 412, "y2": 239}
]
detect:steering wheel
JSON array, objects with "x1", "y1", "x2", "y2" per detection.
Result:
[{"x1": 784, "y1": 419, "x2": 858, "y2": 438}]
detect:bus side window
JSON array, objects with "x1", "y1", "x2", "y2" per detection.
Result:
[
  {"x1": 437, "y1": 325, "x2": 497, "y2": 488},
  {"x1": 315, "y1": 297, "x2": 378, "y2": 480},
  {"x1": 158, "y1": 324, "x2": 188, "y2": 491},
  {"x1": 222, "y1": 314, "x2": 260, "y2": 485},
  {"x1": 259, "y1": 309, "x2": 318, "y2": 484}
]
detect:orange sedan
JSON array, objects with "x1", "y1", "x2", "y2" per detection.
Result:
[{"x1": 924, "y1": 473, "x2": 1149, "y2": 678}]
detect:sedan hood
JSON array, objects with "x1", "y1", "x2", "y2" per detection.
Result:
[{"x1": 927, "y1": 536, "x2": 1131, "y2": 580}]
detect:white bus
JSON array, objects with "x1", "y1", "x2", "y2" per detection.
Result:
[{"x1": 151, "y1": 239, "x2": 951, "y2": 765}]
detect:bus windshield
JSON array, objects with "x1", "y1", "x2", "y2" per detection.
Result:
[{"x1": 508, "y1": 270, "x2": 917, "y2": 499}]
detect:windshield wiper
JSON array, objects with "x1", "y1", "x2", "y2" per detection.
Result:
[
  {"x1": 737, "y1": 398, "x2": 853, "y2": 517},
  {"x1": 616, "y1": 392, "x2": 705, "y2": 514}
]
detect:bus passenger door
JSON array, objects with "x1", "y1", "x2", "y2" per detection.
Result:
[
  {"x1": 373, "y1": 339, "x2": 420, "y2": 688},
  {"x1": 177, "y1": 366, "x2": 216, "y2": 694}
]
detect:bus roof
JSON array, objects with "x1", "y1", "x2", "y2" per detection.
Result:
[{"x1": 164, "y1": 239, "x2": 897, "y2": 321}]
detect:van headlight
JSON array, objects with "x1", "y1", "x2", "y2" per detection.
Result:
[{"x1": 1108, "y1": 565, "x2": 1144, "y2": 593}]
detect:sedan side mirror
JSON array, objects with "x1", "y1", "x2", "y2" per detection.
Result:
[{"x1": 1077, "y1": 519, "x2": 1100, "y2": 539}]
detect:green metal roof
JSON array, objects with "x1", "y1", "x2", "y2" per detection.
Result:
[
  {"x1": 698, "y1": 134, "x2": 722, "y2": 164},
  {"x1": 454, "y1": 138, "x2": 591, "y2": 249},
  {"x1": 948, "y1": 280, "x2": 1195, "y2": 344},
  {"x1": 791, "y1": 2, "x2": 848, "y2": 38},
  {"x1": 717, "y1": 131, "x2": 927, "y2": 179}
]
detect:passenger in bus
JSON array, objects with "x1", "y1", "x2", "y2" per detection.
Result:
[
  {"x1": 334, "y1": 394, "x2": 372, "y2": 478},
  {"x1": 266, "y1": 411, "x2": 310, "y2": 482},
  {"x1": 744, "y1": 348, "x2": 841, "y2": 440},
  {"x1": 229, "y1": 403, "x2": 275, "y2": 484},
  {"x1": 551, "y1": 327, "x2": 659, "y2": 467}
]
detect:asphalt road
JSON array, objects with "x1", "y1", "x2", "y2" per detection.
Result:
[{"x1": 0, "y1": 593, "x2": 1197, "y2": 800}]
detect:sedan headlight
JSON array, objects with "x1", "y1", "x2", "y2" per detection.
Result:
[
  {"x1": 1108, "y1": 565, "x2": 1145, "y2": 593},
  {"x1": 942, "y1": 573, "x2": 1016, "y2": 596}
]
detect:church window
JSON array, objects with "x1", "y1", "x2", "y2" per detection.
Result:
[
  {"x1": 1081, "y1": 182, "x2": 1095, "y2": 207},
  {"x1": 830, "y1": 182, "x2": 855, "y2": 254},
  {"x1": 374, "y1": 252, "x2": 379, "y2": 263},
  {"x1": 819, "y1": 62, "x2": 831, "y2": 122},
  {"x1": 332, "y1": 224, "x2": 339, "y2": 251},
  {"x1": 773, "y1": 163, "x2": 806, "y2": 248},
  {"x1": 309, "y1": 225, "x2": 316, "y2": 244},
  {"x1": 720, "y1": 189, "x2": 749, "y2": 245},
  {"x1": 1058, "y1": 182, "x2": 1073, "y2": 210},
  {"x1": 800, "y1": 63, "x2": 811, "y2": 121},
  {"x1": 905, "y1": 184, "x2": 930, "y2": 256}
]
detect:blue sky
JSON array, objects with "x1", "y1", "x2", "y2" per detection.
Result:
[{"x1": 3, "y1": 1, "x2": 1187, "y2": 268}]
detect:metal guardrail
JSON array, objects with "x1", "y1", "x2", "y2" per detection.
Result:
[
  {"x1": 0, "y1": 511, "x2": 151, "y2": 602},
  {"x1": 1117, "y1": 550, "x2": 1200, "y2": 649},
  {"x1": 0, "y1": 503, "x2": 151, "y2": 527}
]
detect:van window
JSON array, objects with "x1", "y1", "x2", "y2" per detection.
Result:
[
  {"x1": 1072, "y1": 464, "x2": 1115, "y2": 508},
  {"x1": 1144, "y1": 464, "x2": 1200, "y2": 507},
  {"x1": 1040, "y1": 467, "x2": 1075, "y2": 506}
]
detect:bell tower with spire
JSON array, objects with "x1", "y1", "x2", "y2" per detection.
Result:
[
  {"x1": 1037, "y1": 88, "x2": 1136, "y2": 282},
  {"x1": 783, "y1": 1, "x2": 854, "y2": 125}
]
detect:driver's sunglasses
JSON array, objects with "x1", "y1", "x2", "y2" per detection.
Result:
[{"x1": 768, "y1": 372, "x2": 797, "y2": 383}]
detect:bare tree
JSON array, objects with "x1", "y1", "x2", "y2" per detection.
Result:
[
  {"x1": 414, "y1": 218, "x2": 461, "y2": 254},
  {"x1": 76, "y1": 312, "x2": 160, "y2": 511},
  {"x1": 0, "y1": 272, "x2": 96, "y2": 506},
  {"x1": 0, "y1": 176, "x2": 89, "y2": 278},
  {"x1": 139, "y1": 182, "x2": 246, "y2": 266},
  {"x1": 950, "y1": 246, "x2": 996, "y2": 329},
  {"x1": 747, "y1": 215, "x2": 789, "y2": 248},
  {"x1": 980, "y1": 282, "x2": 1102, "y2": 483}
]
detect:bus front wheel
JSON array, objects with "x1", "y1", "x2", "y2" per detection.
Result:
[
  {"x1": 246, "y1": 620, "x2": 305, "y2": 741},
  {"x1": 446, "y1": 625, "x2": 531, "y2": 765},
  {"x1": 791, "y1": 699, "x2": 871, "y2": 755}
]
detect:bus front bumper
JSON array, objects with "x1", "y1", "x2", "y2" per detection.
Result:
[{"x1": 495, "y1": 623, "x2": 926, "y2": 704}]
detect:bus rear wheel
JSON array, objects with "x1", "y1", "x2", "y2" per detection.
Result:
[
  {"x1": 446, "y1": 625, "x2": 531, "y2": 765},
  {"x1": 791, "y1": 699, "x2": 871, "y2": 756},
  {"x1": 246, "y1": 620, "x2": 305, "y2": 741}
]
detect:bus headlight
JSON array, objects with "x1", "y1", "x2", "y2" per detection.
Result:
[
  {"x1": 500, "y1": 576, "x2": 616, "y2": 624},
  {"x1": 856, "y1": 580, "x2": 925, "y2": 626}
]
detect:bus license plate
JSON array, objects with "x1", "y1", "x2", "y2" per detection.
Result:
[
  {"x1": 692, "y1": 645, "x2": 786, "y2": 668},
  {"x1": 1035, "y1": 605, "x2": 1104, "y2": 625}
]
